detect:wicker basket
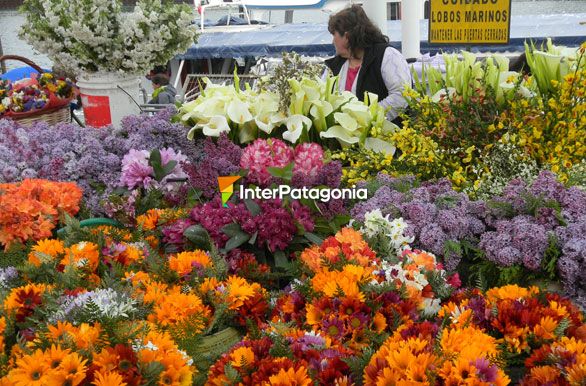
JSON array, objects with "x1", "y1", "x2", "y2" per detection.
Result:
[{"x1": 0, "y1": 55, "x2": 71, "y2": 126}]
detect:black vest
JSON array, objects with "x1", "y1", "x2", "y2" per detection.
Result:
[{"x1": 325, "y1": 43, "x2": 389, "y2": 102}]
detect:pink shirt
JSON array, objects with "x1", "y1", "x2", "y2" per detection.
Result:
[{"x1": 345, "y1": 65, "x2": 360, "y2": 91}]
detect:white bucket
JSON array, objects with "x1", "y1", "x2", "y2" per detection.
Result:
[{"x1": 77, "y1": 72, "x2": 141, "y2": 128}]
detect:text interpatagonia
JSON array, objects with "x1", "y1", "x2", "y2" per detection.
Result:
[{"x1": 239, "y1": 185, "x2": 368, "y2": 202}]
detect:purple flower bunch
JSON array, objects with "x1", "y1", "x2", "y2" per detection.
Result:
[
  {"x1": 183, "y1": 134, "x2": 242, "y2": 199},
  {"x1": 351, "y1": 173, "x2": 485, "y2": 271},
  {"x1": 0, "y1": 109, "x2": 205, "y2": 215},
  {"x1": 189, "y1": 196, "x2": 314, "y2": 252},
  {"x1": 119, "y1": 147, "x2": 188, "y2": 191},
  {"x1": 351, "y1": 171, "x2": 586, "y2": 305}
]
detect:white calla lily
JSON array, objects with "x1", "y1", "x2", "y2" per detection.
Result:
[
  {"x1": 283, "y1": 114, "x2": 312, "y2": 143},
  {"x1": 199, "y1": 115, "x2": 231, "y2": 137},
  {"x1": 226, "y1": 99, "x2": 253, "y2": 124}
]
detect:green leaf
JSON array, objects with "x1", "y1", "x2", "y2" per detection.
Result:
[
  {"x1": 248, "y1": 231, "x2": 258, "y2": 245},
  {"x1": 274, "y1": 250, "x2": 289, "y2": 269},
  {"x1": 244, "y1": 199, "x2": 261, "y2": 216},
  {"x1": 224, "y1": 233, "x2": 251, "y2": 252},
  {"x1": 267, "y1": 162, "x2": 294, "y2": 181},
  {"x1": 222, "y1": 223, "x2": 244, "y2": 237},
  {"x1": 304, "y1": 232, "x2": 323, "y2": 245},
  {"x1": 183, "y1": 225, "x2": 211, "y2": 250}
]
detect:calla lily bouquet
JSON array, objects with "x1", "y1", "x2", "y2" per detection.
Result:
[
  {"x1": 525, "y1": 38, "x2": 586, "y2": 96},
  {"x1": 179, "y1": 74, "x2": 398, "y2": 154},
  {"x1": 411, "y1": 51, "x2": 534, "y2": 105}
]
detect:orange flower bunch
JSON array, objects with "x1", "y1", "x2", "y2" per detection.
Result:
[
  {"x1": 522, "y1": 336, "x2": 586, "y2": 385},
  {"x1": 4, "y1": 346, "x2": 88, "y2": 386},
  {"x1": 92, "y1": 328, "x2": 195, "y2": 386},
  {"x1": 136, "y1": 208, "x2": 187, "y2": 231},
  {"x1": 3, "y1": 283, "x2": 52, "y2": 323},
  {"x1": 147, "y1": 286, "x2": 211, "y2": 330},
  {"x1": 299, "y1": 228, "x2": 377, "y2": 274},
  {"x1": 364, "y1": 325, "x2": 510, "y2": 385},
  {"x1": 198, "y1": 276, "x2": 270, "y2": 328},
  {"x1": 46, "y1": 321, "x2": 104, "y2": 351},
  {"x1": 168, "y1": 250, "x2": 212, "y2": 277},
  {"x1": 310, "y1": 265, "x2": 373, "y2": 302},
  {"x1": 0, "y1": 179, "x2": 82, "y2": 250}
]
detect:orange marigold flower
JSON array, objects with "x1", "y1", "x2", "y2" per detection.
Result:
[
  {"x1": 486, "y1": 285, "x2": 538, "y2": 304},
  {"x1": 60, "y1": 242, "x2": 100, "y2": 273},
  {"x1": 168, "y1": 250, "x2": 212, "y2": 277},
  {"x1": 148, "y1": 292, "x2": 210, "y2": 328},
  {"x1": 28, "y1": 239, "x2": 65, "y2": 267},
  {"x1": 533, "y1": 316, "x2": 558, "y2": 340}
]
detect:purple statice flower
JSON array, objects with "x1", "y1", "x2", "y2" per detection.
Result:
[
  {"x1": 418, "y1": 223, "x2": 448, "y2": 257},
  {"x1": 110, "y1": 108, "x2": 204, "y2": 164},
  {"x1": 400, "y1": 201, "x2": 438, "y2": 228},
  {"x1": 184, "y1": 134, "x2": 242, "y2": 199},
  {"x1": 560, "y1": 186, "x2": 586, "y2": 223},
  {"x1": 535, "y1": 207, "x2": 560, "y2": 231},
  {"x1": 351, "y1": 186, "x2": 404, "y2": 222},
  {"x1": 480, "y1": 216, "x2": 549, "y2": 270},
  {"x1": 555, "y1": 218, "x2": 586, "y2": 304},
  {"x1": 528, "y1": 170, "x2": 565, "y2": 202},
  {"x1": 0, "y1": 267, "x2": 19, "y2": 289}
]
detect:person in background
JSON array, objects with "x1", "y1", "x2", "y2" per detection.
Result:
[
  {"x1": 325, "y1": 4, "x2": 411, "y2": 124},
  {"x1": 148, "y1": 73, "x2": 177, "y2": 105}
]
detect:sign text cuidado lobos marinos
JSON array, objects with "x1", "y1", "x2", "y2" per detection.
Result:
[{"x1": 429, "y1": 0, "x2": 512, "y2": 44}]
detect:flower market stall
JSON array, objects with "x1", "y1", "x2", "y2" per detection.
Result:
[{"x1": 0, "y1": 30, "x2": 585, "y2": 386}]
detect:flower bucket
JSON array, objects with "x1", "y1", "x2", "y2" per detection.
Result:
[
  {"x1": 193, "y1": 327, "x2": 241, "y2": 360},
  {"x1": 77, "y1": 73, "x2": 141, "y2": 128}
]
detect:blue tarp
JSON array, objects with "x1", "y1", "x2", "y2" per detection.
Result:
[
  {"x1": 177, "y1": 13, "x2": 586, "y2": 59},
  {"x1": 0, "y1": 66, "x2": 51, "y2": 81}
]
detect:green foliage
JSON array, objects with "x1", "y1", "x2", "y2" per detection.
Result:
[
  {"x1": 343, "y1": 347, "x2": 375, "y2": 386},
  {"x1": 268, "y1": 333, "x2": 293, "y2": 359},
  {"x1": 0, "y1": 243, "x2": 27, "y2": 268}
]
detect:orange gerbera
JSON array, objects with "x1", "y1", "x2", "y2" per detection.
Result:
[
  {"x1": 7, "y1": 349, "x2": 49, "y2": 386},
  {"x1": 46, "y1": 321, "x2": 103, "y2": 351},
  {"x1": 92, "y1": 371, "x2": 127, "y2": 386},
  {"x1": 267, "y1": 366, "x2": 312, "y2": 386},
  {"x1": 225, "y1": 276, "x2": 258, "y2": 309},
  {"x1": 136, "y1": 209, "x2": 162, "y2": 231},
  {"x1": 527, "y1": 366, "x2": 560, "y2": 383},
  {"x1": 567, "y1": 363, "x2": 586, "y2": 385},
  {"x1": 59, "y1": 241, "x2": 100, "y2": 273},
  {"x1": 28, "y1": 239, "x2": 65, "y2": 266},
  {"x1": 440, "y1": 326, "x2": 498, "y2": 361},
  {"x1": 168, "y1": 250, "x2": 212, "y2": 277},
  {"x1": 533, "y1": 316, "x2": 558, "y2": 340},
  {"x1": 45, "y1": 345, "x2": 70, "y2": 370},
  {"x1": 230, "y1": 347, "x2": 255, "y2": 368},
  {"x1": 486, "y1": 285, "x2": 538, "y2": 304},
  {"x1": 148, "y1": 292, "x2": 210, "y2": 328}
]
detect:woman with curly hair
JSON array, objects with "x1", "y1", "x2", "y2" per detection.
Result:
[{"x1": 325, "y1": 4, "x2": 411, "y2": 124}]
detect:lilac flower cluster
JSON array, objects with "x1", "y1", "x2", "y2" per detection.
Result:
[
  {"x1": 0, "y1": 110, "x2": 204, "y2": 215},
  {"x1": 183, "y1": 134, "x2": 242, "y2": 199},
  {"x1": 0, "y1": 267, "x2": 19, "y2": 290},
  {"x1": 350, "y1": 171, "x2": 586, "y2": 288},
  {"x1": 351, "y1": 173, "x2": 485, "y2": 271}
]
